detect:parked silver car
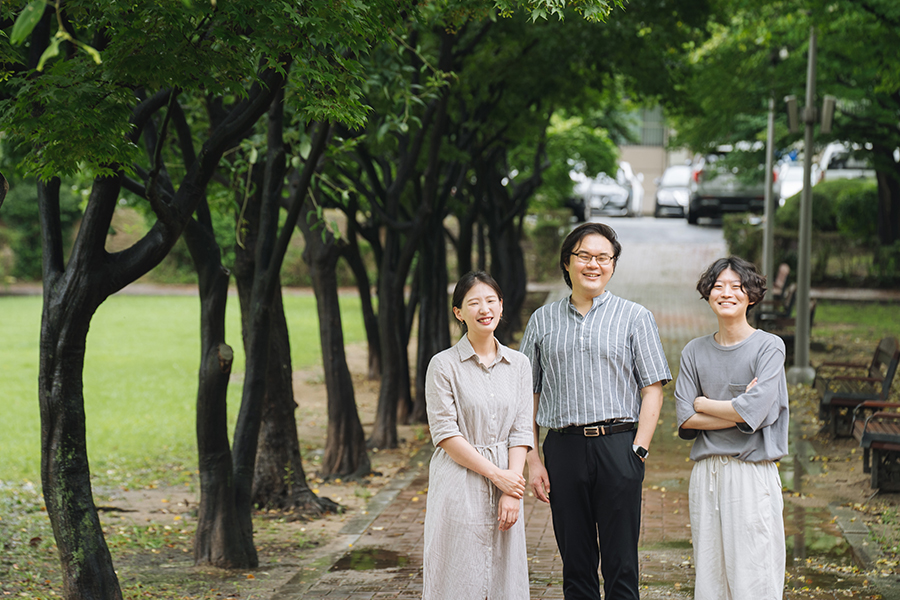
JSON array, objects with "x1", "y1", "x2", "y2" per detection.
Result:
[
  {"x1": 653, "y1": 164, "x2": 692, "y2": 217},
  {"x1": 686, "y1": 144, "x2": 776, "y2": 224},
  {"x1": 583, "y1": 173, "x2": 632, "y2": 216}
]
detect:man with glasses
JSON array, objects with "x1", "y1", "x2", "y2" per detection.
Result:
[{"x1": 521, "y1": 222, "x2": 670, "y2": 599}]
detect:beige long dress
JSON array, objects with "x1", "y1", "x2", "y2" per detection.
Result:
[{"x1": 423, "y1": 335, "x2": 533, "y2": 600}]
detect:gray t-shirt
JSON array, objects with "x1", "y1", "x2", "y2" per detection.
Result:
[{"x1": 675, "y1": 330, "x2": 789, "y2": 462}]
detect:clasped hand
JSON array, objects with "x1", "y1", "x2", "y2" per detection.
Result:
[
  {"x1": 497, "y1": 493, "x2": 519, "y2": 531},
  {"x1": 491, "y1": 468, "x2": 525, "y2": 499}
]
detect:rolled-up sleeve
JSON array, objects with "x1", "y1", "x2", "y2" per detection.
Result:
[
  {"x1": 675, "y1": 345, "x2": 701, "y2": 440},
  {"x1": 732, "y1": 342, "x2": 788, "y2": 433},
  {"x1": 425, "y1": 357, "x2": 463, "y2": 447}
]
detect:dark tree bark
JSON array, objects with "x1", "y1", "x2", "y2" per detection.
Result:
[
  {"x1": 230, "y1": 126, "x2": 333, "y2": 513},
  {"x1": 230, "y1": 100, "x2": 333, "y2": 540},
  {"x1": 250, "y1": 286, "x2": 335, "y2": 511},
  {"x1": 297, "y1": 187, "x2": 372, "y2": 479},
  {"x1": 141, "y1": 97, "x2": 251, "y2": 567},
  {"x1": 182, "y1": 214, "x2": 247, "y2": 567},
  {"x1": 342, "y1": 212, "x2": 381, "y2": 380},
  {"x1": 37, "y1": 71, "x2": 282, "y2": 594},
  {"x1": 413, "y1": 208, "x2": 450, "y2": 422},
  {"x1": 38, "y1": 177, "x2": 123, "y2": 600},
  {"x1": 368, "y1": 29, "x2": 455, "y2": 448},
  {"x1": 0, "y1": 170, "x2": 8, "y2": 207},
  {"x1": 874, "y1": 145, "x2": 900, "y2": 246},
  {"x1": 455, "y1": 198, "x2": 478, "y2": 278},
  {"x1": 478, "y1": 139, "x2": 547, "y2": 344}
]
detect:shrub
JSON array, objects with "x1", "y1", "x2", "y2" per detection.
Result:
[
  {"x1": 775, "y1": 178, "x2": 872, "y2": 232},
  {"x1": 724, "y1": 178, "x2": 882, "y2": 285},
  {"x1": 835, "y1": 183, "x2": 878, "y2": 245},
  {"x1": 524, "y1": 210, "x2": 570, "y2": 282},
  {"x1": 0, "y1": 180, "x2": 81, "y2": 280}
]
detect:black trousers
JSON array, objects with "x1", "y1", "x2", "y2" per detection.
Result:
[{"x1": 543, "y1": 428, "x2": 644, "y2": 600}]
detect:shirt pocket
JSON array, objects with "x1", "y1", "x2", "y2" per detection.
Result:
[{"x1": 728, "y1": 383, "x2": 750, "y2": 399}]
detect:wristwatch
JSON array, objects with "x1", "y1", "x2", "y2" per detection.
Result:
[{"x1": 633, "y1": 444, "x2": 649, "y2": 459}]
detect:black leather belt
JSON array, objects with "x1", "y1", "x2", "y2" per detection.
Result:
[{"x1": 553, "y1": 421, "x2": 636, "y2": 437}]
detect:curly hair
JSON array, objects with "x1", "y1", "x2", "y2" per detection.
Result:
[{"x1": 696, "y1": 256, "x2": 767, "y2": 312}]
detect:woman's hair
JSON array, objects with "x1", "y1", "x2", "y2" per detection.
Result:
[
  {"x1": 559, "y1": 222, "x2": 622, "y2": 289},
  {"x1": 696, "y1": 256, "x2": 767, "y2": 310},
  {"x1": 451, "y1": 271, "x2": 503, "y2": 333}
]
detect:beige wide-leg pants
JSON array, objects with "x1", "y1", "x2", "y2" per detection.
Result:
[{"x1": 689, "y1": 455, "x2": 785, "y2": 600}]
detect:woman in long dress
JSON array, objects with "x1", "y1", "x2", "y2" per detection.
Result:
[{"x1": 423, "y1": 271, "x2": 533, "y2": 599}]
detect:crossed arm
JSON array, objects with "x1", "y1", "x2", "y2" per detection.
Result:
[{"x1": 681, "y1": 378, "x2": 756, "y2": 431}]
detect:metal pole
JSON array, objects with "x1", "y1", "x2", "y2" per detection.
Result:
[
  {"x1": 763, "y1": 96, "x2": 776, "y2": 280},
  {"x1": 788, "y1": 26, "x2": 817, "y2": 385}
]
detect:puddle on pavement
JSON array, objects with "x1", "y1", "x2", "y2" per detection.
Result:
[{"x1": 329, "y1": 547, "x2": 410, "y2": 571}]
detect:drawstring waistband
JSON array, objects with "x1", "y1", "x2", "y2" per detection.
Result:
[{"x1": 709, "y1": 456, "x2": 729, "y2": 512}]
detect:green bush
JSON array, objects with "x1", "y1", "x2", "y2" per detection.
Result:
[
  {"x1": 835, "y1": 183, "x2": 878, "y2": 244},
  {"x1": 724, "y1": 178, "x2": 884, "y2": 285},
  {"x1": 775, "y1": 178, "x2": 873, "y2": 232},
  {"x1": 0, "y1": 180, "x2": 81, "y2": 280},
  {"x1": 525, "y1": 210, "x2": 569, "y2": 282},
  {"x1": 872, "y1": 241, "x2": 900, "y2": 286}
]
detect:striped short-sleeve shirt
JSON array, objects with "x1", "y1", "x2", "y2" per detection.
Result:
[{"x1": 520, "y1": 291, "x2": 671, "y2": 429}]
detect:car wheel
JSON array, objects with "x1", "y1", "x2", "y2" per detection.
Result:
[{"x1": 686, "y1": 204, "x2": 699, "y2": 225}]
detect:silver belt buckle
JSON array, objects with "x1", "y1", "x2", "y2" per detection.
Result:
[{"x1": 584, "y1": 426, "x2": 600, "y2": 437}]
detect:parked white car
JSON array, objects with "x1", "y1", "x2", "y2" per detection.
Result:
[
  {"x1": 777, "y1": 161, "x2": 819, "y2": 206},
  {"x1": 817, "y1": 142, "x2": 875, "y2": 183},
  {"x1": 617, "y1": 161, "x2": 644, "y2": 217}
]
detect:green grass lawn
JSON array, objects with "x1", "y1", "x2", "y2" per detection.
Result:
[
  {"x1": 0, "y1": 292, "x2": 366, "y2": 485},
  {"x1": 814, "y1": 300, "x2": 900, "y2": 339}
]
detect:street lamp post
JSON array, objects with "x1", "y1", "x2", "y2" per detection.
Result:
[
  {"x1": 786, "y1": 26, "x2": 831, "y2": 385},
  {"x1": 762, "y1": 97, "x2": 776, "y2": 281}
]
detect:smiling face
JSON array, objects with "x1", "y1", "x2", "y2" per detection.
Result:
[
  {"x1": 565, "y1": 233, "x2": 616, "y2": 300},
  {"x1": 453, "y1": 282, "x2": 503, "y2": 336},
  {"x1": 707, "y1": 267, "x2": 751, "y2": 320}
]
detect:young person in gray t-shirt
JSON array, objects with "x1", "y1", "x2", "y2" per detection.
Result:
[{"x1": 675, "y1": 256, "x2": 789, "y2": 600}]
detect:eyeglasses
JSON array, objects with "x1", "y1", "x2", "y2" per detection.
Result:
[{"x1": 571, "y1": 252, "x2": 614, "y2": 266}]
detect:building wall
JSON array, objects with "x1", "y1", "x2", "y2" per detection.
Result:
[{"x1": 620, "y1": 146, "x2": 667, "y2": 216}]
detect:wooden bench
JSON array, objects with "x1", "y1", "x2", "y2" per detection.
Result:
[
  {"x1": 752, "y1": 280, "x2": 817, "y2": 334},
  {"x1": 852, "y1": 401, "x2": 900, "y2": 491},
  {"x1": 817, "y1": 337, "x2": 900, "y2": 437}
]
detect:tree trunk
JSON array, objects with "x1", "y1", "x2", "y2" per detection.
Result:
[
  {"x1": 183, "y1": 214, "x2": 250, "y2": 566},
  {"x1": 414, "y1": 211, "x2": 450, "y2": 423},
  {"x1": 231, "y1": 106, "x2": 335, "y2": 517},
  {"x1": 875, "y1": 148, "x2": 900, "y2": 246},
  {"x1": 299, "y1": 198, "x2": 372, "y2": 479},
  {"x1": 342, "y1": 217, "x2": 381, "y2": 380},
  {"x1": 38, "y1": 177, "x2": 123, "y2": 600},
  {"x1": 34, "y1": 65, "x2": 285, "y2": 592},
  {"x1": 456, "y1": 199, "x2": 478, "y2": 278},
  {"x1": 369, "y1": 242, "x2": 408, "y2": 449},
  {"x1": 234, "y1": 187, "x2": 327, "y2": 513},
  {"x1": 488, "y1": 212, "x2": 528, "y2": 344},
  {"x1": 251, "y1": 286, "x2": 335, "y2": 511}
]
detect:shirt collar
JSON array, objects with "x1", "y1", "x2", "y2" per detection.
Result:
[
  {"x1": 455, "y1": 334, "x2": 510, "y2": 365},
  {"x1": 567, "y1": 290, "x2": 612, "y2": 314}
]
